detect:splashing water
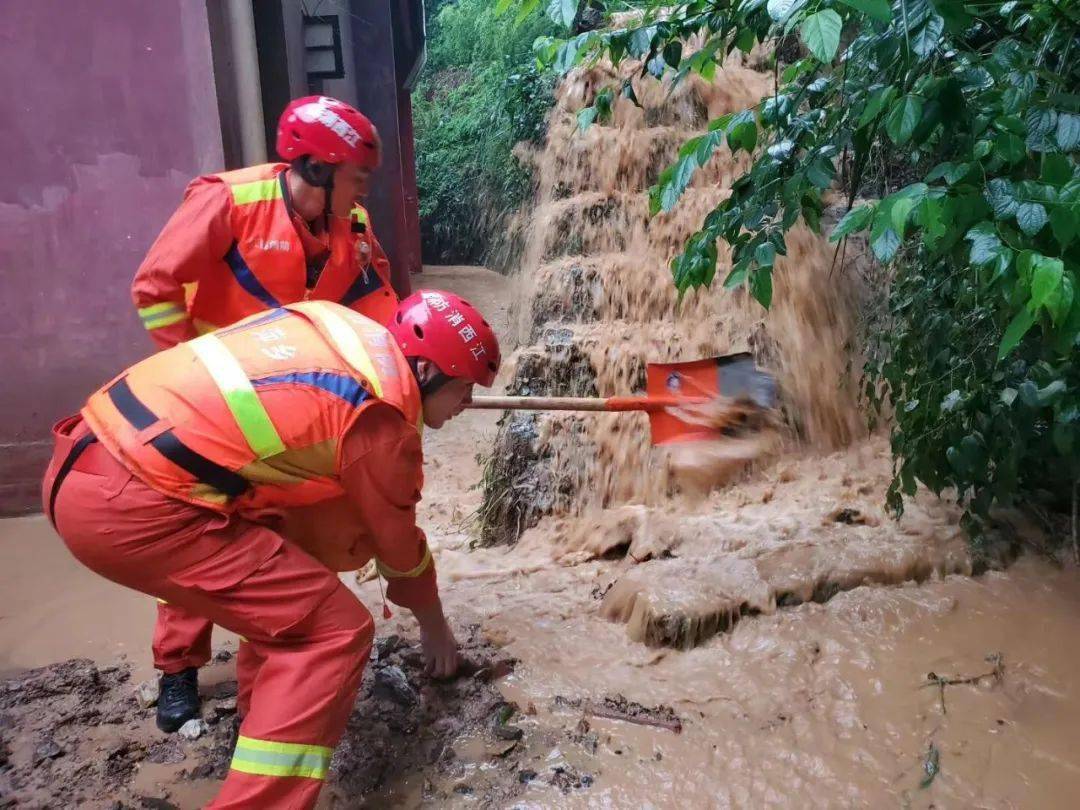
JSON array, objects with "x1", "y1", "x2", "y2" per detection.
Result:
[{"x1": 489, "y1": 49, "x2": 865, "y2": 536}]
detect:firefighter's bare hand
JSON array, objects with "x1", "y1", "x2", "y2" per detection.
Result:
[{"x1": 414, "y1": 603, "x2": 459, "y2": 678}]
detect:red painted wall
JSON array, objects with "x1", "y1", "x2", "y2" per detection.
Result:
[{"x1": 0, "y1": 0, "x2": 224, "y2": 513}]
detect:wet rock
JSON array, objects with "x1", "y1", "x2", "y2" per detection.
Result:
[
  {"x1": 373, "y1": 666, "x2": 417, "y2": 707},
  {"x1": 488, "y1": 739, "x2": 519, "y2": 758},
  {"x1": 139, "y1": 798, "x2": 180, "y2": 810},
  {"x1": 550, "y1": 764, "x2": 594, "y2": 793},
  {"x1": 375, "y1": 634, "x2": 402, "y2": 659},
  {"x1": 135, "y1": 679, "x2": 160, "y2": 710},
  {"x1": 827, "y1": 507, "x2": 877, "y2": 526},
  {"x1": 146, "y1": 739, "x2": 186, "y2": 765},
  {"x1": 493, "y1": 722, "x2": 524, "y2": 741},
  {"x1": 212, "y1": 698, "x2": 238, "y2": 719},
  {"x1": 518, "y1": 768, "x2": 538, "y2": 783},
  {"x1": 188, "y1": 762, "x2": 215, "y2": 780},
  {"x1": 178, "y1": 719, "x2": 209, "y2": 741},
  {"x1": 33, "y1": 738, "x2": 65, "y2": 765}
]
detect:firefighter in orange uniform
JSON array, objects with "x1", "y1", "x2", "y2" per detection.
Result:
[
  {"x1": 44, "y1": 291, "x2": 500, "y2": 809},
  {"x1": 129, "y1": 95, "x2": 400, "y2": 731}
]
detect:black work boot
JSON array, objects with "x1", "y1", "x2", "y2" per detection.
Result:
[{"x1": 156, "y1": 667, "x2": 200, "y2": 733}]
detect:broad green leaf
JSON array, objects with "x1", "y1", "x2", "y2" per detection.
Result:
[
  {"x1": 871, "y1": 223, "x2": 901, "y2": 261},
  {"x1": 1016, "y1": 202, "x2": 1048, "y2": 236},
  {"x1": 663, "y1": 41, "x2": 683, "y2": 68},
  {"x1": 1041, "y1": 153, "x2": 1072, "y2": 188},
  {"x1": 800, "y1": 10, "x2": 842, "y2": 63},
  {"x1": 768, "y1": 0, "x2": 807, "y2": 23},
  {"x1": 546, "y1": 0, "x2": 576, "y2": 27},
  {"x1": 857, "y1": 85, "x2": 897, "y2": 128},
  {"x1": 931, "y1": 0, "x2": 972, "y2": 30},
  {"x1": 1048, "y1": 273, "x2": 1075, "y2": 326},
  {"x1": 926, "y1": 162, "x2": 971, "y2": 185},
  {"x1": 994, "y1": 132, "x2": 1026, "y2": 164},
  {"x1": 735, "y1": 28, "x2": 757, "y2": 54},
  {"x1": 1050, "y1": 205, "x2": 1077, "y2": 247},
  {"x1": 1057, "y1": 113, "x2": 1080, "y2": 151},
  {"x1": 724, "y1": 262, "x2": 749, "y2": 289},
  {"x1": 767, "y1": 140, "x2": 795, "y2": 161},
  {"x1": 1026, "y1": 108, "x2": 1058, "y2": 152},
  {"x1": 997, "y1": 308, "x2": 1036, "y2": 360},
  {"x1": 494, "y1": 0, "x2": 514, "y2": 14},
  {"x1": 750, "y1": 268, "x2": 774, "y2": 308},
  {"x1": 806, "y1": 155, "x2": 835, "y2": 188},
  {"x1": 1030, "y1": 255, "x2": 1064, "y2": 311},
  {"x1": 974, "y1": 140, "x2": 992, "y2": 160},
  {"x1": 838, "y1": 0, "x2": 892, "y2": 23},
  {"x1": 919, "y1": 196, "x2": 947, "y2": 246},
  {"x1": 911, "y1": 14, "x2": 944, "y2": 59},
  {"x1": 628, "y1": 26, "x2": 654, "y2": 58},
  {"x1": 886, "y1": 95, "x2": 924, "y2": 145},
  {"x1": 694, "y1": 131, "x2": 722, "y2": 165},
  {"x1": 984, "y1": 178, "x2": 1019, "y2": 220},
  {"x1": 576, "y1": 105, "x2": 598, "y2": 132},
  {"x1": 516, "y1": 0, "x2": 542, "y2": 23},
  {"x1": 755, "y1": 242, "x2": 777, "y2": 267},
  {"x1": 829, "y1": 204, "x2": 874, "y2": 242},
  {"x1": 728, "y1": 113, "x2": 758, "y2": 153},
  {"x1": 554, "y1": 38, "x2": 582, "y2": 73},
  {"x1": 678, "y1": 135, "x2": 704, "y2": 160},
  {"x1": 966, "y1": 222, "x2": 1005, "y2": 266},
  {"x1": 708, "y1": 113, "x2": 735, "y2": 133},
  {"x1": 889, "y1": 196, "x2": 915, "y2": 237}
]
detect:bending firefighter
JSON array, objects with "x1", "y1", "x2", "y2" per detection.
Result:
[
  {"x1": 44, "y1": 291, "x2": 499, "y2": 808},
  {"x1": 131, "y1": 95, "x2": 400, "y2": 732}
]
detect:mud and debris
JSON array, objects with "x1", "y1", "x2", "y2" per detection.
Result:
[
  {"x1": 554, "y1": 694, "x2": 683, "y2": 734},
  {"x1": 0, "y1": 630, "x2": 548, "y2": 808}
]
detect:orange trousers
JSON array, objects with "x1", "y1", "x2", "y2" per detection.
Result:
[
  {"x1": 154, "y1": 602, "x2": 215, "y2": 674},
  {"x1": 44, "y1": 417, "x2": 373, "y2": 809}
]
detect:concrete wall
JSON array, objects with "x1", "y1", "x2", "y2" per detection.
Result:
[{"x1": 0, "y1": 0, "x2": 224, "y2": 513}]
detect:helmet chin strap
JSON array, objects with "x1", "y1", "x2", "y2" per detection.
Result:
[
  {"x1": 409, "y1": 358, "x2": 454, "y2": 398},
  {"x1": 293, "y1": 157, "x2": 336, "y2": 224}
]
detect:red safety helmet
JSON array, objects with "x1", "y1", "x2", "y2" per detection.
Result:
[
  {"x1": 276, "y1": 95, "x2": 380, "y2": 169},
  {"x1": 388, "y1": 290, "x2": 501, "y2": 388}
]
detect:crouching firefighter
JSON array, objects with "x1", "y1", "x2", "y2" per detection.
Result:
[
  {"x1": 43, "y1": 291, "x2": 499, "y2": 809},
  {"x1": 131, "y1": 94, "x2": 399, "y2": 733}
]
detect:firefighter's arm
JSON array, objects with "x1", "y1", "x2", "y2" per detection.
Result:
[
  {"x1": 131, "y1": 179, "x2": 234, "y2": 349},
  {"x1": 339, "y1": 405, "x2": 438, "y2": 610}
]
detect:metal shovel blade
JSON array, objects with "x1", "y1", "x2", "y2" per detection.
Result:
[{"x1": 645, "y1": 353, "x2": 777, "y2": 446}]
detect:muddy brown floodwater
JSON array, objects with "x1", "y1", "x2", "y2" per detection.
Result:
[{"x1": 5, "y1": 53, "x2": 1080, "y2": 810}]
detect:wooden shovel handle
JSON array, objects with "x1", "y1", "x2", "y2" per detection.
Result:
[{"x1": 466, "y1": 395, "x2": 708, "y2": 413}]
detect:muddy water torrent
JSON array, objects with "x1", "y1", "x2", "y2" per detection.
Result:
[{"x1": 452, "y1": 46, "x2": 1080, "y2": 807}]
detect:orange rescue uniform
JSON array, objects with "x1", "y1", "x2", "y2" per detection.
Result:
[
  {"x1": 131, "y1": 163, "x2": 398, "y2": 349},
  {"x1": 44, "y1": 303, "x2": 435, "y2": 808},
  {"x1": 131, "y1": 164, "x2": 400, "y2": 673}
]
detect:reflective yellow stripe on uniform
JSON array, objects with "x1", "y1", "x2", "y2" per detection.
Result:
[
  {"x1": 231, "y1": 178, "x2": 282, "y2": 206},
  {"x1": 290, "y1": 302, "x2": 384, "y2": 397},
  {"x1": 230, "y1": 735, "x2": 331, "y2": 780},
  {"x1": 188, "y1": 334, "x2": 287, "y2": 459},
  {"x1": 376, "y1": 544, "x2": 432, "y2": 579},
  {"x1": 138, "y1": 301, "x2": 187, "y2": 331},
  {"x1": 350, "y1": 205, "x2": 368, "y2": 225}
]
